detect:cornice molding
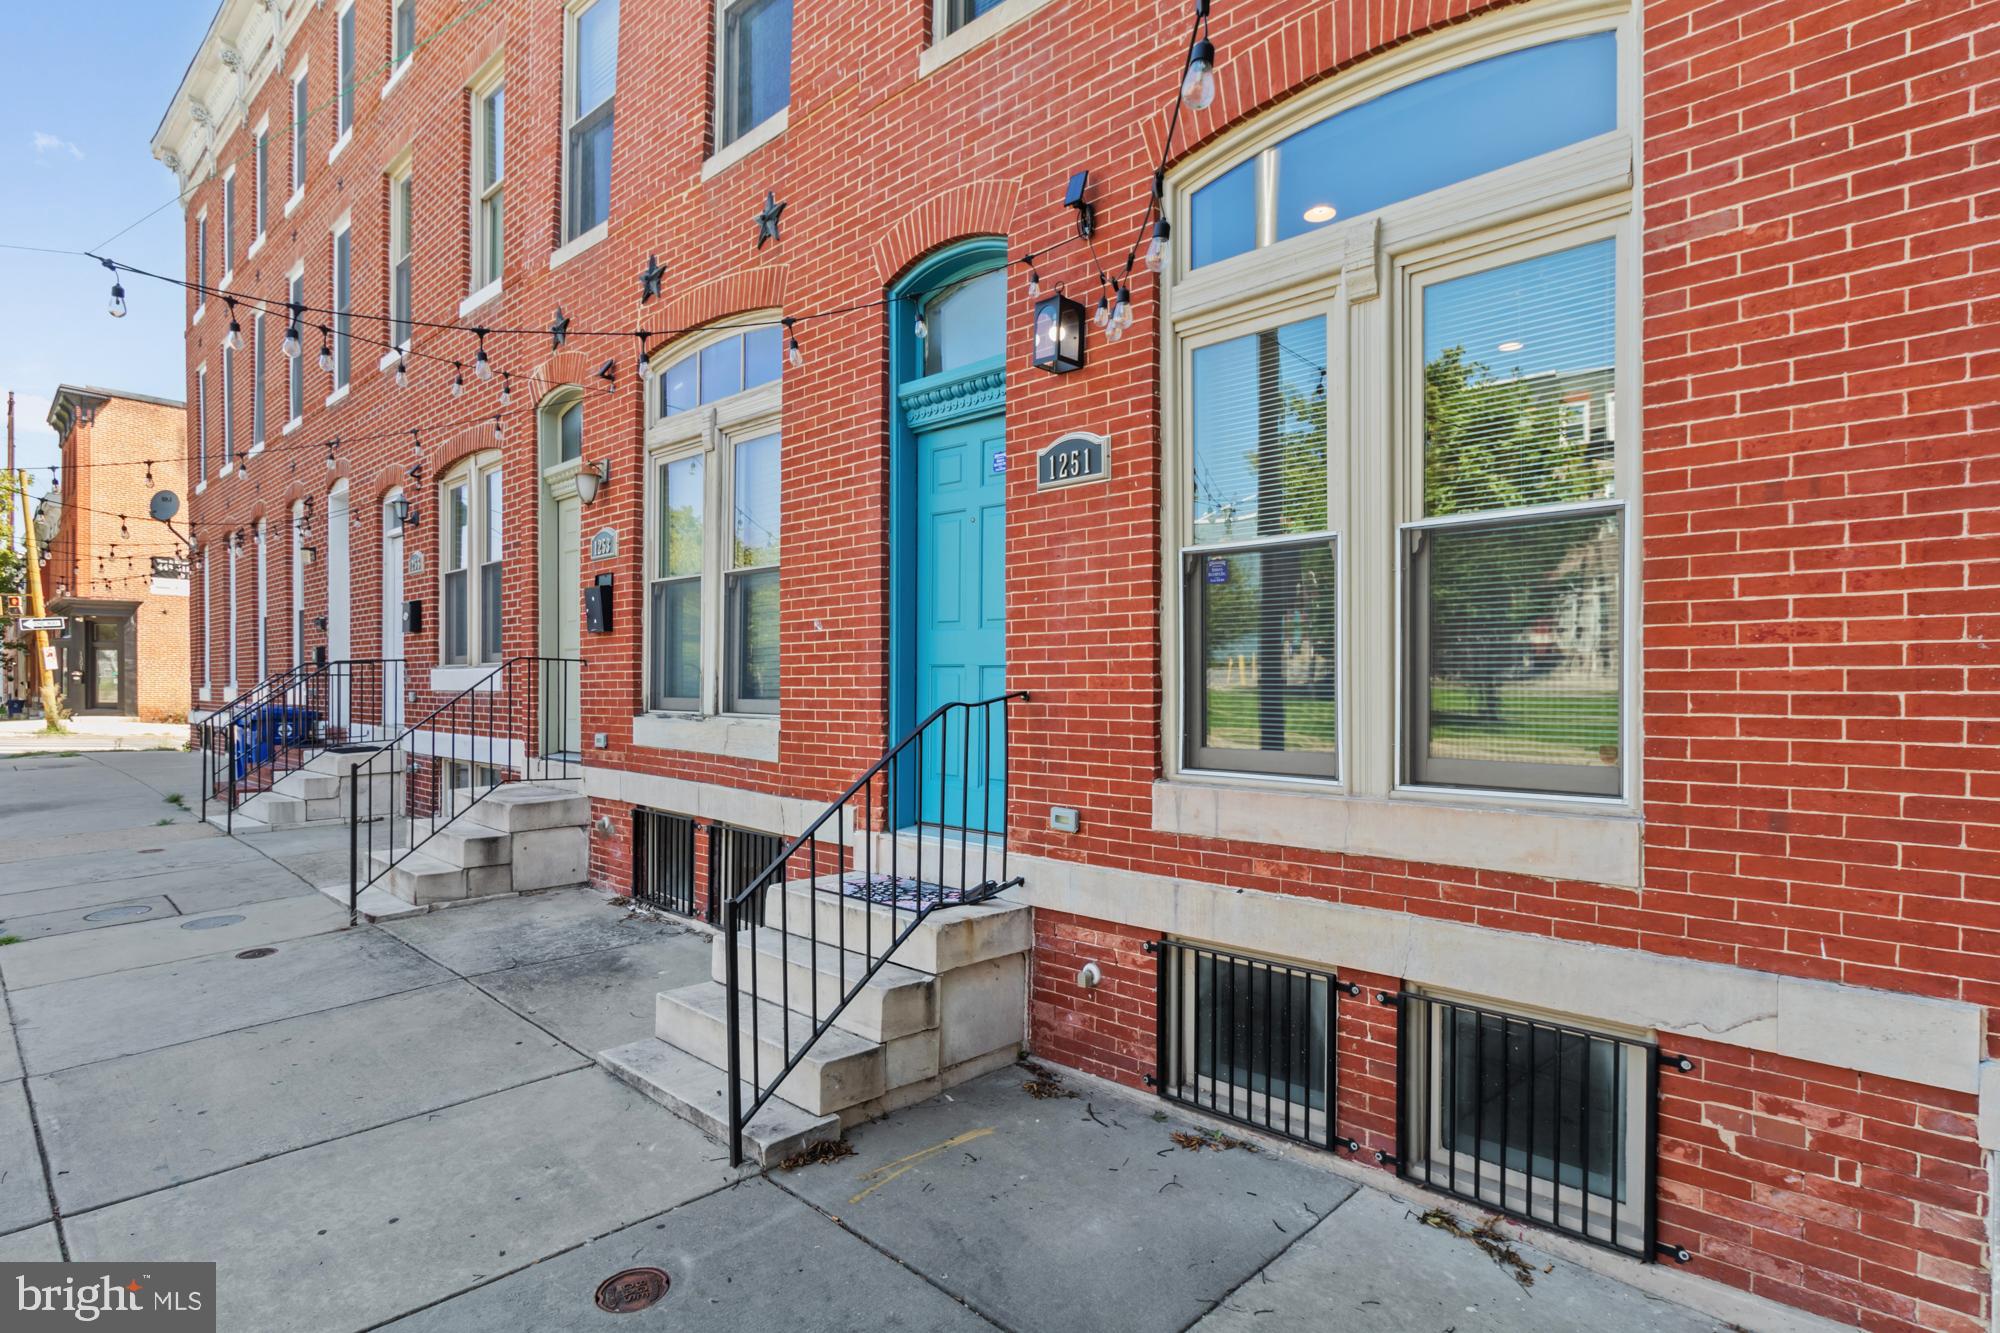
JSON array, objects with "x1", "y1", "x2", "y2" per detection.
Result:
[{"x1": 897, "y1": 366, "x2": 1006, "y2": 430}]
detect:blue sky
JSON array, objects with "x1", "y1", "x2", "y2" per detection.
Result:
[{"x1": 0, "y1": 2, "x2": 210, "y2": 489}]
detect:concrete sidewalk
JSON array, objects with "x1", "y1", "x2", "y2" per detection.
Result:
[
  {"x1": 0, "y1": 752, "x2": 1820, "y2": 1332},
  {"x1": 0, "y1": 715, "x2": 188, "y2": 754}
]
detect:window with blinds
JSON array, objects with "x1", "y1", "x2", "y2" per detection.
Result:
[
  {"x1": 1407, "y1": 239, "x2": 1621, "y2": 796},
  {"x1": 566, "y1": 0, "x2": 618, "y2": 240},
  {"x1": 727, "y1": 432, "x2": 780, "y2": 713},
  {"x1": 649, "y1": 453, "x2": 703, "y2": 710},
  {"x1": 1184, "y1": 316, "x2": 1337, "y2": 776}
]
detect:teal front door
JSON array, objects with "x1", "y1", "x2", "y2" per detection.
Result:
[{"x1": 913, "y1": 405, "x2": 1006, "y2": 831}]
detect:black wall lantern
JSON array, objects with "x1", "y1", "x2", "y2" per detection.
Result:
[{"x1": 1032, "y1": 293, "x2": 1086, "y2": 374}]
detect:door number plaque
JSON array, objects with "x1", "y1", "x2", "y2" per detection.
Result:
[{"x1": 1036, "y1": 432, "x2": 1110, "y2": 491}]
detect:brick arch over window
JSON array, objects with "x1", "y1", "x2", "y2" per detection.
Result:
[
  {"x1": 432, "y1": 420, "x2": 505, "y2": 476},
  {"x1": 1148, "y1": 0, "x2": 1515, "y2": 164},
  {"x1": 869, "y1": 181, "x2": 1021, "y2": 283},
  {"x1": 646, "y1": 267, "x2": 787, "y2": 344},
  {"x1": 527, "y1": 350, "x2": 596, "y2": 403},
  {"x1": 364, "y1": 465, "x2": 408, "y2": 502}
]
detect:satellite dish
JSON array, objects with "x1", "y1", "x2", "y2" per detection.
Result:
[{"x1": 149, "y1": 490, "x2": 181, "y2": 522}]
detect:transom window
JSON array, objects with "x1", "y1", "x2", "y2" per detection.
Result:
[
  {"x1": 657, "y1": 326, "x2": 780, "y2": 417},
  {"x1": 1168, "y1": 9, "x2": 1633, "y2": 804},
  {"x1": 564, "y1": 0, "x2": 618, "y2": 240},
  {"x1": 441, "y1": 454, "x2": 504, "y2": 664},
  {"x1": 645, "y1": 321, "x2": 784, "y2": 715},
  {"x1": 1189, "y1": 32, "x2": 1617, "y2": 269},
  {"x1": 919, "y1": 269, "x2": 1004, "y2": 375},
  {"x1": 716, "y1": 0, "x2": 791, "y2": 148}
]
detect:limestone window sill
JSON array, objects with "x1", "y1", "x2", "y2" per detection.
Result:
[
  {"x1": 459, "y1": 281, "x2": 502, "y2": 319},
  {"x1": 919, "y1": 0, "x2": 1057, "y2": 78},
  {"x1": 548, "y1": 222, "x2": 608, "y2": 271},
  {"x1": 631, "y1": 712, "x2": 779, "y2": 763},
  {"x1": 1151, "y1": 778, "x2": 1642, "y2": 887},
  {"x1": 701, "y1": 107, "x2": 787, "y2": 181}
]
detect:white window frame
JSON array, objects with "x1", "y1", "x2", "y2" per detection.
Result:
[
  {"x1": 713, "y1": 0, "x2": 789, "y2": 151},
  {"x1": 387, "y1": 158, "x2": 414, "y2": 351},
  {"x1": 469, "y1": 62, "x2": 505, "y2": 302},
  {"x1": 392, "y1": 0, "x2": 417, "y2": 69},
  {"x1": 220, "y1": 169, "x2": 237, "y2": 283},
  {"x1": 227, "y1": 536, "x2": 240, "y2": 695},
  {"x1": 289, "y1": 64, "x2": 309, "y2": 207},
  {"x1": 285, "y1": 264, "x2": 306, "y2": 429},
  {"x1": 923, "y1": 0, "x2": 1055, "y2": 78},
  {"x1": 291, "y1": 501, "x2": 306, "y2": 668},
  {"x1": 201, "y1": 546, "x2": 213, "y2": 694},
  {"x1": 256, "y1": 520, "x2": 269, "y2": 681},
  {"x1": 195, "y1": 365, "x2": 209, "y2": 481},
  {"x1": 439, "y1": 451, "x2": 504, "y2": 666},
  {"x1": 329, "y1": 215, "x2": 353, "y2": 398},
  {"x1": 1158, "y1": 0, "x2": 1640, "y2": 825},
  {"x1": 251, "y1": 311, "x2": 268, "y2": 450},
  {"x1": 560, "y1": 0, "x2": 617, "y2": 246},
  {"x1": 220, "y1": 343, "x2": 236, "y2": 467},
  {"x1": 332, "y1": 0, "x2": 356, "y2": 157},
  {"x1": 193, "y1": 211, "x2": 208, "y2": 321},
  {"x1": 641, "y1": 318, "x2": 783, "y2": 719},
  {"x1": 250, "y1": 116, "x2": 270, "y2": 255}
]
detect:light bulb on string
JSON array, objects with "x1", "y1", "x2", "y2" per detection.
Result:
[
  {"x1": 783, "y1": 317, "x2": 802, "y2": 367},
  {"x1": 1094, "y1": 294, "x2": 1110, "y2": 328},
  {"x1": 325, "y1": 441, "x2": 338, "y2": 472},
  {"x1": 636, "y1": 332, "x2": 653, "y2": 383},
  {"x1": 450, "y1": 364, "x2": 466, "y2": 398},
  {"x1": 1181, "y1": 38, "x2": 1217, "y2": 112},
  {"x1": 395, "y1": 358, "x2": 408, "y2": 390},
  {"x1": 1028, "y1": 269, "x2": 1041, "y2": 298},
  {"x1": 317, "y1": 328, "x2": 333, "y2": 371},
  {"x1": 108, "y1": 279, "x2": 128, "y2": 319},
  {"x1": 282, "y1": 323, "x2": 301, "y2": 359},
  {"x1": 914, "y1": 308, "x2": 929, "y2": 341},
  {"x1": 491, "y1": 416, "x2": 503, "y2": 442},
  {"x1": 222, "y1": 300, "x2": 244, "y2": 351},
  {"x1": 473, "y1": 332, "x2": 494, "y2": 381},
  {"x1": 1145, "y1": 218, "x2": 1172, "y2": 274},
  {"x1": 499, "y1": 373, "x2": 513, "y2": 407}
]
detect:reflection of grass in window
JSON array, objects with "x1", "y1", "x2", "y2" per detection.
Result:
[
  {"x1": 1428, "y1": 683, "x2": 1616, "y2": 764},
  {"x1": 1204, "y1": 688, "x2": 1336, "y2": 751}
]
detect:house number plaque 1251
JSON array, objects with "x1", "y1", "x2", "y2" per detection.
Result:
[{"x1": 1036, "y1": 432, "x2": 1110, "y2": 491}]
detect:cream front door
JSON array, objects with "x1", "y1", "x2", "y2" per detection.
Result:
[
  {"x1": 540, "y1": 466, "x2": 584, "y2": 757},
  {"x1": 381, "y1": 506, "x2": 404, "y2": 729}
]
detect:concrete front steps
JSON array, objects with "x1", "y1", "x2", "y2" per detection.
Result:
[
  {"x1": 368, "y1": 783, "x2": 591, "y2": 907},
  {"x1": 598, "y1": 878, "x2": 1030, "y2": 1165},
  {"x1": 223, "y1": 745, "x2": 407, "y2": 829}
]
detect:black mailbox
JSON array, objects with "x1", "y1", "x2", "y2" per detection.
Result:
[
  {"x1": 585, "y1": 573, "x2": 613, "y2": 634},
  {"x1": 314, "y1": 645, "x2": 327, "y2": 666},
  {"x1": 403, "y1": 599, "x2": 423, "y2": 634}
]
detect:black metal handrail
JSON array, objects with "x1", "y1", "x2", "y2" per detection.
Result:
[
  {"x1": 347, "y1": 655, "x2": 581, "y2": 922},
  {"x1": 723, "y1": 690, "x2": 1028, "y2": 1165},
  {"x1": 198, "y1": 659, "x2": 401, "y2": 833}
]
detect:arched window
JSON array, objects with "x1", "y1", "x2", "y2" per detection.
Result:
[{"x1": 919, "y1": 268, "x2": 1004, "y2": 375}]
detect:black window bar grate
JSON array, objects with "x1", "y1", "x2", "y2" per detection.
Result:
[
  {"x1": 709, "y1": 823, "x2": 786, "y2": 926},
  {"x1": 632, "y1": 809, "x2": 699, "y2": 918},
  {"x1": 1392, "y1": 991, "x2": 1660, "y2": 1261},
  {"x1": 1151, "y1": 939, "x2": 1348, "y2": 1153}
]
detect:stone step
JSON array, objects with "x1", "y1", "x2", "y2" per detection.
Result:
[
  {"x1": 711, "y1": 927, "x2": 936, "y2": 1044},
  {"x1": 655, "y1": 982, "x2": 936, "y2": 1117},
  {"x1": 406, "y1": 816, "x2": 512, "y2": 870},
  {"x1": 465, "y1": 783, "x2": 589, "y2": 833},
  {"x1": 269, "y1": 769, "x2": 341, "y2": 801},
  {"x1": 237, "y1": 792, "x2": 308, "y2": 827},
  {"x1": 372, "y1": 848, "x2": 511, "y2": 906},
  {"x1": 596, "y1": 1039, "x2": 839, "y2": 1166},
  {"x1": 758, "y1": 876, "x2": 1031, "y2": 975},
  {"x1": 305, "y1": 745, "x2": 407, "y2": 778}
]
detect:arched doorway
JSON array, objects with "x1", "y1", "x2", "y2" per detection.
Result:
[{"x1": 891, "y1": 238, "x2": 1008, "y2": 828}]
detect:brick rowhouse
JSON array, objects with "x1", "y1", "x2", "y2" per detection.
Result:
[{"x1": 153, "y1": 0, "x2": 1999, "y2": 1327}]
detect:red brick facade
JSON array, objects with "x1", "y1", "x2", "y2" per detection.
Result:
[{"x1": 158, "y1": 0, "x2": 1997, "y2": 1325}]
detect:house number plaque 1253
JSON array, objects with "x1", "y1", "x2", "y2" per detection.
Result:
[{"x1": 1036, "y1": 432, "x2": 1110, "y2": 491}]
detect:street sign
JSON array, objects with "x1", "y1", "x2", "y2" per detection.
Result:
[{"x1": 18, "y1": 616, "x2": 64, "y2": 632}]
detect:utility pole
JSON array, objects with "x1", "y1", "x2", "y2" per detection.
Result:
[{"x1": 12, "y1": 394, "x2": 63, "y2": 723}]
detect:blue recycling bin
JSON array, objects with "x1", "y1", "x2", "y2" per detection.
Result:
[{"x1": 232, "y1": 705, "x2": 321, "y2": 779}]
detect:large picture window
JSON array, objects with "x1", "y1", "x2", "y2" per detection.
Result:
[
  {"x1": 644, "y1": 322, "x2": 783, "y2": 716},
  {"x1": 564, "y1": 0, "x2": 617, "y2": 240},
  {"x1": 1166, "y1": 8, "x2": 1633, "y2": 811}
]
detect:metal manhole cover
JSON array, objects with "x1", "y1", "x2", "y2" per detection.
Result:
[
  {"x1": 84, "y1": 904, "x2": 157, "y2": 922},
  {"x1": 181, "y1": 915, "x2": 245, "y2": 931},
  {"x1": 236, "y1": 947, "x2": 277, "y2": 960},
  {"x1": 594, "y1": 1268, "x2": 670, "y2": 1314}
]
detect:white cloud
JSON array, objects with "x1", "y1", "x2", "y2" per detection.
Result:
[{"x1": 30, "y1": 131, "x2": 83, "y2": 161}]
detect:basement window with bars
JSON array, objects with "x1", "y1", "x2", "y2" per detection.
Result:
[
  {"x1": 632, "y1": 808, "x2": 699, "y2": 917},
  {"x1": 1395, "y1": 992, "x2": 1656, "y2": 1259},
  {"x1": 1154, "y1": 939, "x2": 1340, "y2": 1151}
]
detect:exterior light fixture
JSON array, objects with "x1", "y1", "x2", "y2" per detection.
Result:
[
  {"x1": 1144, "y1": 218, "x2": 1171, "y2": 274},
  {"x1": 301, "y1": 543, "x2": 317, "y2": 565},
  {"x1": 1303, "y1": 203, "x2": 1337, "y2": 224},
  {"x1": 1032, "y1": 293, "x2": 1086, "y2": 374},
  {"x1": 388, "y1": 497, "x2": 409, "y2": 526},
  {"x1": 1497, "y1": 340, "x2": 1525, "y2": 353},
  {"x1": 575, "y1": 460, "x2": 610, "y2": 505},
  {"x1": 102, "y1": 258, "x2": 127, "y2": 318}
]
